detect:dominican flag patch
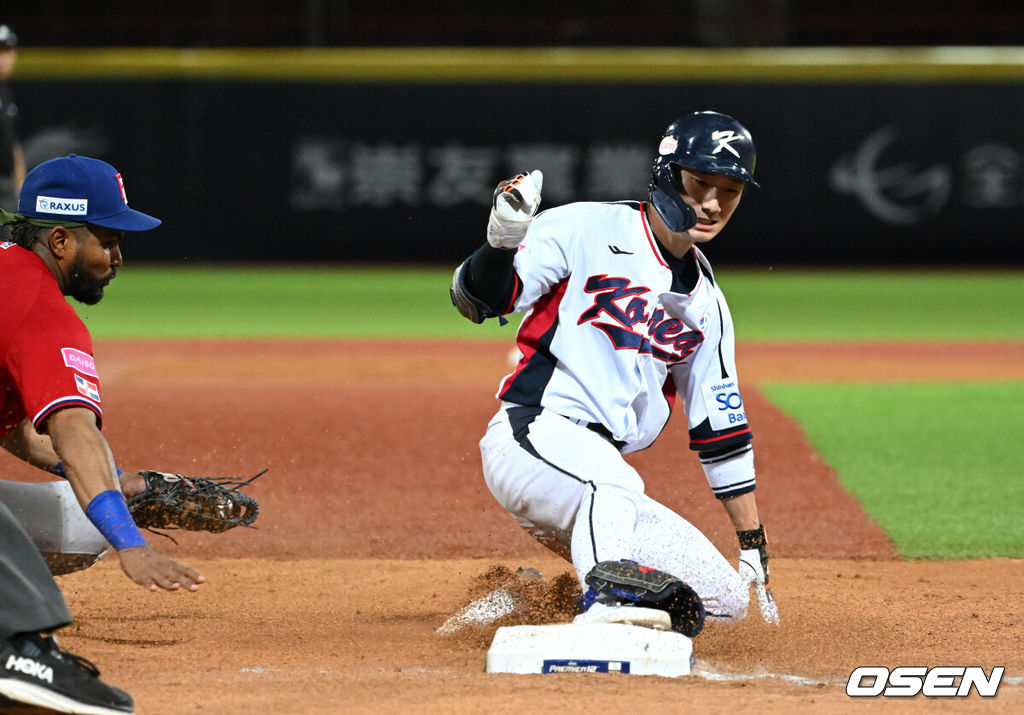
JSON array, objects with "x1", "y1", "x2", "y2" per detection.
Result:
[{"x1": 75, "y1": 374, "x2": 101, "y2": 402}]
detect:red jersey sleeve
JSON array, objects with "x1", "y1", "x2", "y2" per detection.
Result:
[{"x1": 1, "y1": 256, "x2": 104, "y2": 433}]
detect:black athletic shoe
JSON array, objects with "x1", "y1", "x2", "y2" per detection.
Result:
[
  {"x1": 0, "y1": 633, "x2": 134, "y2": 714},
  {"x1": 581, "y1": 559, "x2": 707, "y2": 638}
]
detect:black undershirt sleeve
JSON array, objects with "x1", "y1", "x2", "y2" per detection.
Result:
[{"x1": 464, "y1": 243, "x2": 520, "y2": 315}]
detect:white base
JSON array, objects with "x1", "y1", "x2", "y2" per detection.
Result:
[
  {"x1": 486, "y1": 623, "x2": 694, "y2": 677},
  {"x1": 572, "y1": 604, "x2": 672, "y2": 630}
]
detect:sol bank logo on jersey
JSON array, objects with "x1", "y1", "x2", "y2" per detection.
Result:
[
  {"x1": 846, "y1": 666, "x2": 1004, "y2": 697},
  {"x1": 579, "y1": 275, "x2": 703, "y2": 363},
  {"x1": 700, "y1": 378, "x2": 746, "y2": 430}
]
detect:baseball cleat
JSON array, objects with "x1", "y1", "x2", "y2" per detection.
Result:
[{"x1": 581, "y1": 560, "x2": 707, "y2": 637}]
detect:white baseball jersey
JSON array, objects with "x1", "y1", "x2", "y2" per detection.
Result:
[{"x1": 498, "y1": 200, "x2": 752, "y2": 460}]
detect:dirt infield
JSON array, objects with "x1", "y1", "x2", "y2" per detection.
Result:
[{"x1": 8, "y1": 339, "x2": 1023, "y2": 713}]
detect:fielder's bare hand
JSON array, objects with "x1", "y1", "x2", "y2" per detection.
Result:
[
  {"x1": 118, "y1": 545, "x2": 206, "y2": 592},
  {"x1": 486, "y1": 169, "x2": 543, "y2": 249}
]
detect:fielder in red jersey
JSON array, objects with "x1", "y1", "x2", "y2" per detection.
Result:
[
  {"x1": 0, "y1": 154, "x2": 202, "y2": 715},
  {"x1": 0, "y1": 155, "x2": 203, "y2": 594},
  {"x1": 1, "y1": 242, "x2": 103, "y2": 435}
]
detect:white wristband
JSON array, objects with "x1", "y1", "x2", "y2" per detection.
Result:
[{"x1": 700, "y1": 445, "x2": 755, "y2": 498}]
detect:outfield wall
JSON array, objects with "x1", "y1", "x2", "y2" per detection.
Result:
[{"x1": 12, "y1": 48, "x2": 1024, "y2": 265}]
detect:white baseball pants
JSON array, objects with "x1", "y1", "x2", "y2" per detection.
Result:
[
  {"x1": 480, "y1": 403, "x2": 749, "y2": 622},
  {"x1": 0, "y1": 479, "x2": 109, "y2": 574}
]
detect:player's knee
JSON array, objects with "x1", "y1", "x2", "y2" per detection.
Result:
[
  {"x1": 587, "y1": 468, "x2": 645, "y2": 494},
  {"x1": 585, "y1": 481, "x2": 644, "y2": 511}
]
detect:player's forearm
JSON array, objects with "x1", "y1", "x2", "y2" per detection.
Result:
[
  {"x1": 466, "y1": 242, "x2": 519, "y2": 313},
  {"x1": 44, "y1": 408, "x2": 122, "y2": 510},
  {"x1": 720, "y1": 491, "x2": 760, "y2": 531}
]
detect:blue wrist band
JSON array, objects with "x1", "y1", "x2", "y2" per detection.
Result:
[{"x1": 85, "y1": 490, "x2": 146, "y2": 551}]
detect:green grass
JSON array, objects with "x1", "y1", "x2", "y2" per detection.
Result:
[
  {"x1": 759, "y1": 381, "x2": 1024, "y2": 558},
  {"x1": 75, "y1": 265, "x2": 506, "y2": 339},
  {"x1": 74, "y1": 265, "x2": 1024, "y2": 340},
  {"x1": 718, "y1": 268, "x2": 1024, "y2": 341},
  {"x1": 74, "y1": 264, "x2": 1024, "y2": 558}
]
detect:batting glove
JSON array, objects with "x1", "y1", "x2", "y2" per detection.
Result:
[
  {"x1": 738, "y1": 524, "x2": 779, "y2": 624},
  {"x1": 487, "y1": 170, "x2": 544, "y2": 250}
]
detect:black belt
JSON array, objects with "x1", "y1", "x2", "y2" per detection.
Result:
[
  {"x1": 583, "y1": 421, "x2": 626, "y2": 451},
  {"x1": 507, "y1": 404, "x2": 626, "y2": 451}
]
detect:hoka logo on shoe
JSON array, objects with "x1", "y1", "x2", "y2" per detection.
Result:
[{"x1": 5, "y1": 655, "x2": 54, "y2": 683}]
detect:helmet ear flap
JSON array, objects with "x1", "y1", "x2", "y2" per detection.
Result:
[{"x1": 649, "y1": 162, "x2": 697, "y2": 233}]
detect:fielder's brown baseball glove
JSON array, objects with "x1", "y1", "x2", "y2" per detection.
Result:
[{"x1": 127, "y1": 469, "x2": 264, "y2": 534}]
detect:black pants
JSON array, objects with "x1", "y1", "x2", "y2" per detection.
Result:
[{"x1": 0, "y1": 499, "x2": 72, "y2": 640}]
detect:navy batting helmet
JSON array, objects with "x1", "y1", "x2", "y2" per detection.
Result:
[{"x1": 649, "y1": 111, "x2": 759, "y2": 232}]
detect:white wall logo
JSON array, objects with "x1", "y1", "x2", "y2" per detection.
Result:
[
  {"x1": 847, "y1": 666, "x2": 1004, "y2": 697},
  {"x1": 36, "y1": 195, "x2": 89, "y2": 216},
  {"x1": 829, "y1": 126, "x2": 951, "y2": 225},
  {"x1": 711, "y1": 130, "x2": 742, "y2": 158}
]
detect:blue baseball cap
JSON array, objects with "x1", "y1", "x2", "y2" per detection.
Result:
[{"x1": 18, "y1": 154, "x2": 161, "y2": 231}]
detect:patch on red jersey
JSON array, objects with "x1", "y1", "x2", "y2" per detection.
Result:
[
  {"x1": 62, "y1": 347, "x2": 98, "y2": 377},
  {"x1": 74, "y1": 374, "x2": 101, "y2": 402}
]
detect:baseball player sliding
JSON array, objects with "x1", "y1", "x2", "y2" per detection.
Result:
[{"x1": 450, "y1": 111, "x2": 777, "y2": 636}]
